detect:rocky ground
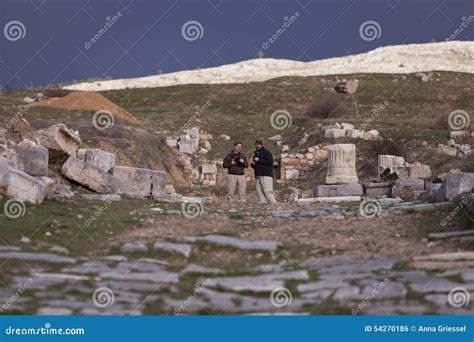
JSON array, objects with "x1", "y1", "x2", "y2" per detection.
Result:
[{"x1": 0, "y1": 197, "x2": 472, "y2": 315}]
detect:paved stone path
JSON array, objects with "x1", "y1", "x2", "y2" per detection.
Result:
[{"x1": 0, "y1": 239, "x2": 473, "y2": 315}]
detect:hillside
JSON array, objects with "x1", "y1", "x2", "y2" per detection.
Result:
[{"x1": 64, "y1": 41, "x2": 474, "y2": 91}]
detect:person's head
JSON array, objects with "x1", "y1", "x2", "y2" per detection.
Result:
[
  {"x1": 233, "y1": 141, "x2": 242, "y2": 153},
  {"x1": 255, "y1": 139, "x2": 263, "y2": 150}
]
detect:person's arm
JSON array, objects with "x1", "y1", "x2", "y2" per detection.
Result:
[
  {"x1": 258, "y1": 150, "x2": 273, "y2": 165},
  {"x1": 223, "y1": 154, "x2": 232, "y2": 169}
]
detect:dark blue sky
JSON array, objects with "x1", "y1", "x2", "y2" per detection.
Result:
[{"x1": 1, "y1": 0, "x2": 473, "y2": 90}]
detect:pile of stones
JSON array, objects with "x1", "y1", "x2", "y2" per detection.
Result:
[
  {"x1": 280, "y1": 145, "x2": 329, "y2": 182},
  {"x1": 324, "y1": 122, "x2": 381, "y2": 141},
  {"x1": 437, "y1": 130, "x2": 472, "y2": 158},
  {"x1": 0, "y1": 123, "x2": 208, "y2": 205}
]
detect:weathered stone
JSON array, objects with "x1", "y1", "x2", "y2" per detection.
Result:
[
  {"x1": 100, "y1": 270, "x2": 179, "y2": 284},
  {"x1": 0, "y1": 156, "x2": 9, "y2": 194},
  {"x1": 178, "y1": 139, "x2": 196, "y2": 154},
  {"x1": 84, "y1": 149, "x2": 116, "y2": 172},
  {"x1": 285, "y1": 169, "x2": 300, "y2": 180},
  {"x1": 362, "y1": 129, "x2": 380, "y2": 141},
  {"x1": 201, "y1": 163, "x2": 217, "y2": 174},
  {"x1": 153, "y1": 241, "x2": 192, "y2": 258},
  {"x1": 406, "y1": 164, "x2": 432, "y2": 179},
  {"x1": 62, "y1": 157, "x2": 111, "y2": 194},
  {"x1": 325, "y1": 128, "x2": 346, "y2": 139},
  {"x1": 315, "y1": 183, "x2": 363, "y2": 197},
  {"x1": 7, "y1": 167, "x2": 47, "y2": 204},
  {"x1": 80, "y1": 193, "x2": 121, "y2": 201},
  {"x1": 313, "y1": 149, "x2": 329, "y2": 161},
  {"x1": 151, "y1": 171, "x2": 167, "y2": 198},
  {"x1": 14, "y1": 145, "x2": 48, "y2": 176},
  {"x1": 298, "y1": 196, "x2": 361, "y2": 203},
  {"x1": 392, "y1": 178, "x2": 424, "y2": 201},
  {"x1": 326, "y1": 144, "x2": 358, "y2": 184},
  {"x1": 28, "y1": 124, "x2": 81, "y2": 164},
  {"x1": 437, "y1": 144, "x2": 458, "y2": 157},
  {"x1": 441, "y1": 173, "x2": 474, "y2": 201},
  {"x1": 422, "y1": 183, "x2": 444, "y2": 202},
  {"x1": 120, "y1": 242, "x2": 148, "y2": 254},
  {"x1": 0, "y1": 252, "x2": 76, "y2": 264},
  {"x1": 345, "y1": 129, "x2": 363, "y2": 139},
  {"x1": 335, "y1": 79, "x2": 359, "y2": 94},
  {"x1": 365, "y1": 183, "x2": 391, "y2": 197},
  {"x1": 166, "y1": 139, "x2": 178, "y2": 147},
  {"x1": 180, "y1": 235, "x2": 281, "y2": 252},
  {"x1": 111, "y1": 166, "x2": 153, "y2": 198},
  {"x1": 378, "y1": 155, "x2": 405, "y2": 176}
]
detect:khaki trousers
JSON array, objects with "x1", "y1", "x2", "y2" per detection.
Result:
[
  {"x1": 256, "y1": 176, "x2": 277, "y2": 204},
  {"x1": 227, "y1": 174, "x2": 246, "y2": 199}
]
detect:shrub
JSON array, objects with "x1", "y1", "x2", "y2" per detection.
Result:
[{"x1": 43, "y1": 88, "x2": 70, "y2": 98}]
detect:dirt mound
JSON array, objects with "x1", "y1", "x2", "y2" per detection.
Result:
[{"x1": 33, "y1": 91, "x2": 139, "y2": 123}]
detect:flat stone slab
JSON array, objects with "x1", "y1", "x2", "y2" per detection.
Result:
[
  {"x1": 297, "y1": 196, "x2": 362, "y2": 204},
  {"x1": 180, "y1": 264, "x2": 223, "y2": 275},
  {"x1": 14, "y1": 145, "x2": 49, "y2": 176},
  {"x1": 100, "y1": 270, "x2": 179, "y2": 284},
  {"x1": 120, "y1": 242, "x2": 148, "y2": 254},
  {"x1": 315, "y1": 183, "x2": 363, "y2": 197},
  {"x1": 0, "y1": 252, "x2": 76, "y2": 264},
  {"x1": 80, "y1": 194, "x2": 121, "y2": 201},
  {"x1": 205, "y1": 271, "x2": 309, "y2": 292},
  {"x1": 153, "y1": 241, "x2": 192, "y2": 258},
  {"x1": 180, "y1": 234, "x2": 281, "y2": 251}
]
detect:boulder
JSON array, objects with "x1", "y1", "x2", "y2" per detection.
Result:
[
  {"x1": 437, "y1": 144, "x2": 458, "y2": 157},
  {"x1": 14, "y1": 145, "x2": 49, "y2": 176},
  {"x1": 111, "y1": 166, "x2": 166, "y2": 198},
  {"x1": 422, "y1": 183, "x2": 444, "y2": 202},
  {"x1": 325, "y1": 128, "x2": 346, "y2": 139},
  {"x1": 178, "y1": 139, "x2": 196, "y2": 154},
  {"x1": 28, "y1": 124, "x2": 81, "y2": 164},
  {"x1": 166, "y1": 139, "x2": 178, "y2": 147},
  {"x1": 335, "y1": 79, "x2": 359, "y2": 94},
  {"x1": 62, "y1": 156, "x2": 112, "y2": 194},
  {"x1": 392, "y1": 178, "x2": 424, "y2": 201},
  {"x1": 7, "y1": 167, "x2": 47, "y2": 204},
  {"x1": 84, "y1": 149, "x2": 116, "y2": 172},
  {"x1": 345, "y1": 129, "x2": 363, "y2": 139},
  {"x1": 441, "y1": 173, "x2": 474, "y2": 201},
  {"x1": 362, "y1": 129, "x2": 380, "y2": 141},
  {"x1": 315, "y1": 183, "x2": 363, "y2": 197},
  {"x1": 151, "y1": 171, "x2": 168, "y2": 199},
  {"x1": 365, "y1": 182, "x2": 391, "y2": 197}
]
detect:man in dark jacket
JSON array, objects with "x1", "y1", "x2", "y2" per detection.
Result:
[
  {"x1": 223, "y1": 142, "x2": 249, "y2": 201},
  {"x1": 251, "y1": 140, "x2": 277, "y2": 204}
]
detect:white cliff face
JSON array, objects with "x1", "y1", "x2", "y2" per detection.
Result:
[{"x1": 64, "y1": 41, "x2": 474, "y2": 91}]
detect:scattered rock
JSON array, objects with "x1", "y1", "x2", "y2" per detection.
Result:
[
  {"x1": 84, "y1": 149, "x2": 116, "y2": 172},
  {"x1": 153, "y1": 241, "x2": 192, "y2": 258},
  {"x1": 120, "y1": 242, "x2": 148, "y2": 254},
  {"x1": 7, "y1": 167, "x2": 47, "y2": 204},
  {"x1": 180, "y1": 235, "x2": 281, "y2": 252},
  {"x1": 62, "y1": 157, "x2": 112, "y2": 194},
  {"x1": 335, "y1": 79, "x2": 359, "y2": 94},
  {"x1": 80, "y1": 194, "x2": 121, "y2": 202},
  {"x1": 14, "y1": 145, "x2": 49, "y2": 176},
  {"x1": 391, "y1": 178, "x2": 424, "y2": 201},
  {"x1": 441, "y1": 172, "x2": 474, "y2": 201}
]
